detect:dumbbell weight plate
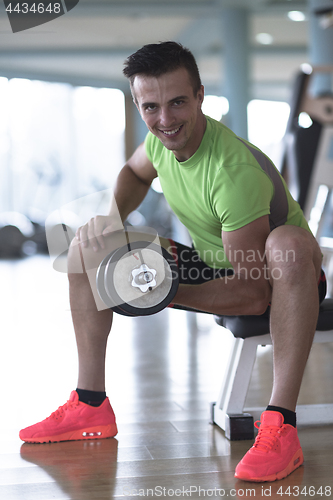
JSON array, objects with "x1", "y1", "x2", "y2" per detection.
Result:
[
  {"x1": 96, "y1": 241, "x2": 179, "y2": 316},
  {"x1": 96, "y1": 253, "x2": 129, "y2": 315}
]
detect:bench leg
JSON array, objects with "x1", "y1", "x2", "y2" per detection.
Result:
[{"x1": 212, "y1": 332, "x2": 272, "y2": 440}]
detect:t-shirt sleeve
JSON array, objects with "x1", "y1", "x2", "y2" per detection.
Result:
[
  {"x1": 211, "y1": 164, "x2": 274, "y2": 231},
  {"x1": 144, "y1": 132, "x2": 154, "y2": 163}
]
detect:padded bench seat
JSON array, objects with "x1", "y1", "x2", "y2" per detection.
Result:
[{"x1": 215, "y1": 298, "x2": 333, "y2": 338}]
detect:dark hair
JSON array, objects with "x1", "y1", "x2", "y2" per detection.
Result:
[{"x1": 123, "y1": 41, "x2": 202, "y2": 96}]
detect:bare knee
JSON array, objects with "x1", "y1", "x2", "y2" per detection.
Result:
[{"x1": 265, "y1": 226, "x2": 322, "y2": 283}]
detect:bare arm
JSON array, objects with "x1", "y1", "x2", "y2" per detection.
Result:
[
  {"x1": 220, "y1": 214, "x2": 272, "y2": 314},
  {"x1": 110, "y1": 142, "x2": 157, "y2": 223},
  {"x1": 173, "y1": 215, "x2": 272, "y2": 315},
  {"x1": 76, "y1": 142, "x2": 157, "y2": 250}
]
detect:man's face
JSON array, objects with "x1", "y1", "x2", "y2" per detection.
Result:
[{"x1": 132, "y1": 67, "x2": 205, "y2": 161}]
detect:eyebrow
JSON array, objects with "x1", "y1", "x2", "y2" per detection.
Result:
[{"x1": 141, "y1": 95, "x2": 188, "y2": 108}]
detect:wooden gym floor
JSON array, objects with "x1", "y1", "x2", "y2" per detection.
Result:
[{"x1": 0, "y1": 255, "x2": 333, "y2": 499}]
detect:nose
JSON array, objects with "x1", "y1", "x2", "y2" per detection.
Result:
[{"x1": 158, "y1": 107, "x2": 175, "y2": 128}]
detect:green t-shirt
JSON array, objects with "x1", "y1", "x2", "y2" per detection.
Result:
[{"x1": 144, "y1": 115, "x2": 310, "y2": 269}]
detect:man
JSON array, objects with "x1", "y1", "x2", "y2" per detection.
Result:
[{"x1": 20, "y1": 42, "x2": 326, "y2": 483}]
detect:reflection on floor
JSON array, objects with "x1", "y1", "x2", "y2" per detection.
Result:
[{"x1": 0, "y1": 255, "x2": 332, "y2": 499}]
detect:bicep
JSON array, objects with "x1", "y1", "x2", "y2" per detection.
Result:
[
  {"x1": 222, "y1": 215, "x2": 270, "y2": 279},
  {"x1": 126, "y1": 142, "x2": 157, "y2": 186}
]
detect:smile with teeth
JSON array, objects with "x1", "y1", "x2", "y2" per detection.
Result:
[{"x1": 160, "y1": 125, "x2": 183, "y2": 136}]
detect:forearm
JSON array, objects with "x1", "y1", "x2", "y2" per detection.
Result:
[
  {"x1": 110, "y1": 164, "x2": 151, "y2": 223},
  {"x1": 174, "y1": 274, "x2": 271, "y2": 316}
]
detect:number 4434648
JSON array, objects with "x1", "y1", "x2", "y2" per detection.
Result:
[
  {"x1": 276, "y1": 485, "x2": 331, "y2": 496},
  {"x1": 5, "y1": 3, "x2": 62, "y2": 14}
]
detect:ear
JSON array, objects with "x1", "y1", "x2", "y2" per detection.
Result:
[
  {"x1": 130, "y1": 83, "x2": 140, "y2": 112},
  {"x1": 133, "y1": 97, "x2": 145, "y2": 122},
  {"x1": 133, "y1": 98, "x2": 146, "y2": 124},
  {"x1": 197, "y1": 85, "x2": 205, "y2": 106},
  {"x1": 133, "y1": 97, "x2": 140, "y2": 112}
]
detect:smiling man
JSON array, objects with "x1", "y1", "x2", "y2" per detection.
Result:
[
  {"x1": 132, "y1": 67, "x2": 206, "y2": 161},
  {"x1": 20, "y1": 42, "x2": 326, "y2": 484}
]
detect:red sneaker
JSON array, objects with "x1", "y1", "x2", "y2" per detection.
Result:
[
  {"x1": 235, "y1": 411, "x2": 304, "y2": 482},
  {"x1": 19, "y1": 391, "x2": 118, "y2": 444}
]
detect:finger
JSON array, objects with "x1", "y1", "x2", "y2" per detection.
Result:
[
  {"x1": 87, "y1": 218, "x2": 106, "y2": 252},
  {"x1": 79, "y1": 224, "x2": 89, "y2": 248},
  {"x1": 94, "y1": 216, "x2": 106, "y2": 249},
  {"x1": 86, "y1": 220, "x2": 98, "y2": 251}
]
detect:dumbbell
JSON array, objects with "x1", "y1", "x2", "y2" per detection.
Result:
[{"x1": 96, "y1": 240, "x2": 179, "y2": 316}]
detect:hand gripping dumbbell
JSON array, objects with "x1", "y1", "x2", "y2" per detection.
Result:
[{"x1": 96, "y1": 241, "x2": 179, "y2": 316}]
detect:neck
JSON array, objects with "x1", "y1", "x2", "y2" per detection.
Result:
[{"x1": 174, "y1": 113, "x2": 207, "y2": 162}]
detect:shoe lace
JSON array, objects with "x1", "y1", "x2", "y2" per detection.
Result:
[
  {"x1": 49, "y1": 398, "x2": 78, "y2": 420},
  {"x1": 253, "y1": 420, "x2": 282, "y2": 452}
]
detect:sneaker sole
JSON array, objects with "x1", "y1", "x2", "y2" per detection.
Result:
[
  {"x1": 20, "y1": 423, "x2": 118, "y2": 444},
  {"x1": 235, "y1": 448, "x2": 304, "y2": 482}
]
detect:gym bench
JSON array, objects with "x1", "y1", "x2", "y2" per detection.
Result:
[{"x1": 211, "y1": 298, "x2": 333, "y2": 440}]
